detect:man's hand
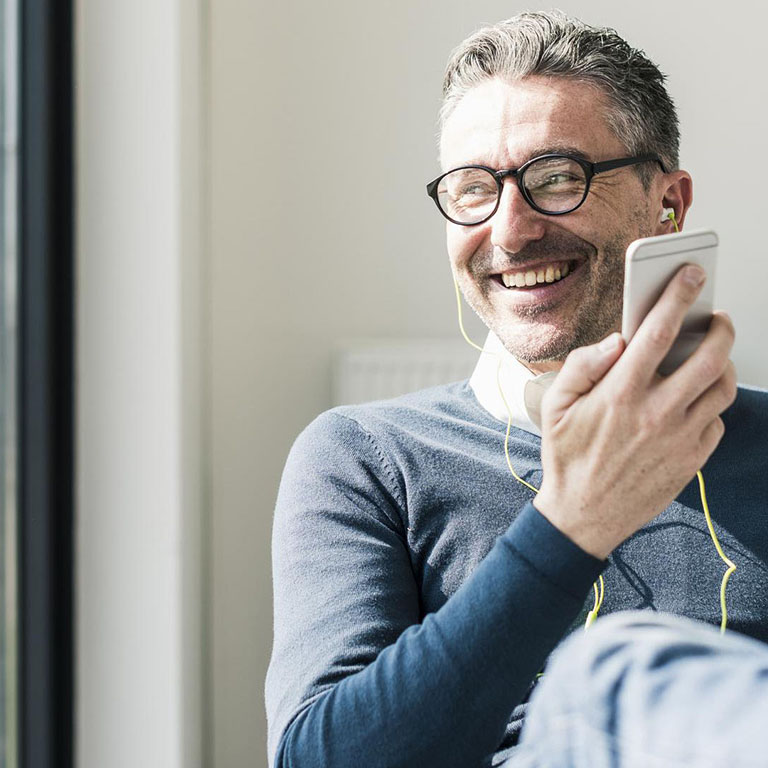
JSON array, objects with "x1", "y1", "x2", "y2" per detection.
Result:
[{"x1": 533, "y1": 264, "x2": 737, "y2": 560}]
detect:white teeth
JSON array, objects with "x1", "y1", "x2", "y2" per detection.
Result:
[{"x1": 502, "y1": 262, "x2": 573, "y2": 289}]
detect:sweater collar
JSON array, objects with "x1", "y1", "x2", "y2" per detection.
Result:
[{"x1": 469, "y1": 332, "x2": 556, "y2": 438}]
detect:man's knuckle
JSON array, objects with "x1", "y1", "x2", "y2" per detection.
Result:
[
  {"x1": 723, "y1": 317, "x2": 736, "y2": 344},
  {"x1": 647, "y1": 324, "x2": 674, "y2": 349},
  {"x1": 717, "y1": 415, "x2": 726, "y2": 434},
  {"x1": 721, "y1": 364, "x2": 738, "y2": 407},
  {"x1": 700, "y1": 417, "x2": 725, "y2": 455},
  {"x1": 610, "y1": 377, "x2": 637, "y2": 407},
  {"x1": 684, "y1": 449, "x2": 703, "y2": 478},
  {"x1": 696, "y1": 355, "x2": 722, "y2": 384},
  {"x1": 644, "y1": 407, "x2": 667, "y2": 435},
  {"x1": 715, "y1": 311, "x2": 736, "y2": 340},
  {"x1": 712, "y1": 416, "x2": 726, "y2": 444}
]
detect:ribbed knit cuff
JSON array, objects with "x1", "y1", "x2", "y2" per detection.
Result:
[{"x1": 502, "y1": 501, "x2": 606, "y2": 601}]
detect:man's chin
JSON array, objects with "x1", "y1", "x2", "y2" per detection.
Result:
[
  {"x1": 495, "y1": 328, "x2": 575, "y2": 365},
  {"x1": 493, "y1": 314, "x2": 620, "y2": 364}
]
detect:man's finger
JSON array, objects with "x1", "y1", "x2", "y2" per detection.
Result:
[
  {"x1": 619, "y1": 264, "x2": 706, "y2": 387},
  {"x1": 659, "y1": 311, "x2": 735, "y2": 408},
  {"x1": 543, "y1": 332, "x2": 625, "y2": 421},
  {"x1": 686, "y1": 360, "x2": 738, "y2": 428}
]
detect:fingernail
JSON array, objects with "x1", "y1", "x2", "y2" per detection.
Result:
[
  {"x1": 598, "y1": 333, "x2": 620, "y2": 352},
  {"x1": 683, "y1": 265, "x2": 706, "y2": 287}
]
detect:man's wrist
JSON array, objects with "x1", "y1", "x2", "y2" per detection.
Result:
[
  {"x1": 503, "y1": 501, "x2": 606, "y2": 597},
  {"x1": 532, "y1": 491, "x2": 615, "y2": 560}
]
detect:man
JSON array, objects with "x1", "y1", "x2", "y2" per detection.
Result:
[{"x1": 266, "y1": 11, "x2": 768, "y2": 768}]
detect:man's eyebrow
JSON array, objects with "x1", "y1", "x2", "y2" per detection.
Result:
[
  {"x1": 520, "y1": 145, "x2": 591, "y2": 163},
  {"x1": 453, "y1": 145, "x2": 593, "y2": 170}
]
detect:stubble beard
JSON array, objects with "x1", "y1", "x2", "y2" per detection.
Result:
[{"x1": 458, "y1": 216, "x2": 652, "y2": 364}]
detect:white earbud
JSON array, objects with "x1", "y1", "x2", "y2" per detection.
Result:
[{"x1": 661, "y1": 207, "x2": 675, "y2": 223}]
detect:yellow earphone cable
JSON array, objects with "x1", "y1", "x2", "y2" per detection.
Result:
[
  {"x1": 453, "y1": 278, "x2": 485, "y2": 354},
  {"x1": 454, "y1": 211, "x2": 735, "y2": 633},
  {"x1": 697, "y1": 469, "x2": 736, "y2": 633},
  {"x1": 453, "y1": 276, "x2": 605, "y2": 628},
  {"x1": 666, "y1": 210, "x2": 735, "y2": 633}
]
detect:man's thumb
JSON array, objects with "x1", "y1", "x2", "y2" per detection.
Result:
[{"x1": 544, "y1": 333, "x2": 624, "y2": 419}]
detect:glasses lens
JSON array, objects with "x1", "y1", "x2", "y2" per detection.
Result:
[
  {"x1": 523, "y1": 156, "x2": 587, "y2": 213},
  {"x1": 436, "y1": 168, "x2": 498, "y2": 224}
]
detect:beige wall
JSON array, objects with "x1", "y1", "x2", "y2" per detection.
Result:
[{"x1": 209, "y1": 1, "x2": 767, "y2": 766}]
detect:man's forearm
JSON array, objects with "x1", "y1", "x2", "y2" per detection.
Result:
[{"x1": 274, "y1": 502, "x2": 604, "y2": 768}]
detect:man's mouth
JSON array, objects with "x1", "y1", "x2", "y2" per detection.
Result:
[{"x1": 498, "y1": 259, "x2": 577, "y2": 289}]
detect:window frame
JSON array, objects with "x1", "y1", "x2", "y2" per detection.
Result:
[{"x1": 18, "y1": 1, "x2": 74, "y2": 767}]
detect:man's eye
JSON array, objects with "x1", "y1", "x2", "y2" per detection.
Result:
[
  {"x1": 458, "y1": 183, "x2": 495, "y2": 196},
  {"x1": 540, "y1": 173, "x2": 578, "y2": 186}
]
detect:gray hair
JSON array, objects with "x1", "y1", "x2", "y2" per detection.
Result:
[{"x1": 439, "y1": 11, "x2": 679, "y2": 187}]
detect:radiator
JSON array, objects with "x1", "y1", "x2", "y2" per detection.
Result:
[{"x1": 332, "y1": 339, "x2": 478, "y2": 406}]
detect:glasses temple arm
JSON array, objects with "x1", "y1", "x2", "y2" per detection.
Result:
[{"x1": 592, "y1": 155, "x2": 667, "y2": 175}]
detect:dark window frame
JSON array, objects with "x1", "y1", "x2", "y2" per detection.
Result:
[{"x1": 18, "y1": 1, "x2": 74, "y2": 767}]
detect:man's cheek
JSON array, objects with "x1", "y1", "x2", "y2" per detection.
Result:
[
  {"x1": 446, "y1": 228, "x2": 485, "y2": 272},
  {"x1": 445, "y1": 226, "x2": 463, "y2": 261}
]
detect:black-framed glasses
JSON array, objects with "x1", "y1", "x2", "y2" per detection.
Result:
[{"x1": 426, "y1": 153, "x2": 666, "y2": 226}]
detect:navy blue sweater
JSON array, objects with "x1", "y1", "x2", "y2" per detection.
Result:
[{"x1": 266, "y1": 382, "x2": 768, "y2": 768}]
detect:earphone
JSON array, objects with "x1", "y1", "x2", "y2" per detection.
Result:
[{"x1": 453, "y1": 203, "x2": 736, "y2": 633}]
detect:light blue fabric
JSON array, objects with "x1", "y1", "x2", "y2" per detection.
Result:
[{"x1": 506, "y1": 611, "x2": 768, "y2": 767}]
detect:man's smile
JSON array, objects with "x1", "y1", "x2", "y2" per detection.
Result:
[
  {"x1": 488, "y1": 257, "x2": 585, "y2": 310},
  {"x1": 500, "y1": 259, "x2": 572, "y2": 288}
]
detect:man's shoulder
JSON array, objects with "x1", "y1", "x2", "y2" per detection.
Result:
[
  {"x1": 331, "y1": 378, "x2": 474, "y2": 424},
  {"x1": 281, "y1": 379, "x2": 483, "y2": 499},
  {"x1": 292, "y1": 378, "x2": 483, "y2": 459}
]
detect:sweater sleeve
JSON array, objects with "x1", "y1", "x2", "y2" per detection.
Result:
[{"x1": 265, "y1": 410, "x2": 604, "y2": 768}]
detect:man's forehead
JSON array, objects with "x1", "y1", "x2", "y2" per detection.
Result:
[{"x1": 439, "y1": 76, "x2": 619, "y2": 169}]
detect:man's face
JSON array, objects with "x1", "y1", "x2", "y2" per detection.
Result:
[{"x1": 440, "y1": 76, "x2": 659, "y2": 371}]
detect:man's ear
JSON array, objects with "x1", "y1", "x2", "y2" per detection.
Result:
[{"x1": 656, "y1": 170, "x2": 693, "y2": 234}]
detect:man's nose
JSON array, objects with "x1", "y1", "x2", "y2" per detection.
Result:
[{"x1": 490, "y1": 179, "x2": 547, "y2": 254}]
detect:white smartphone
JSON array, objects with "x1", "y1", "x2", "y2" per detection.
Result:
[{"x1": 622, "y1": 229, "x2": 718, "y2": 375}]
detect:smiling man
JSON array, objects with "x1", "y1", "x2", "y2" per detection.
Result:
[
  {"x1": 266, "y1": 12, "x2": 768, "y2": 768},
  {"x1": 437, "y1": 75, "x2": 682, "y2": 367}
]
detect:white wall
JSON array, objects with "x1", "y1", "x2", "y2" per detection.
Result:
[
  {"x1": 209, "y1": 1, "x2": 768, "y2": 766},
  {"x1": 76, "y1": 1, "x2": 207, "y2": 767}
]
